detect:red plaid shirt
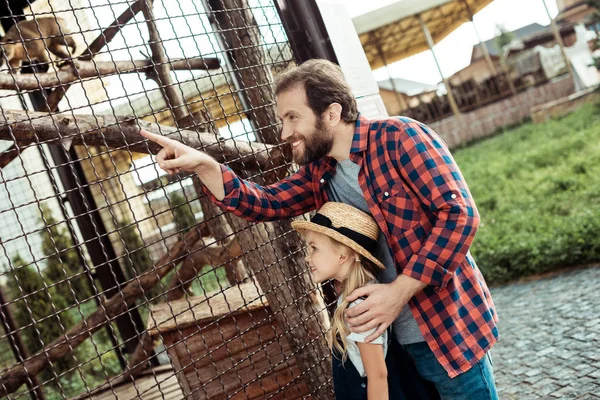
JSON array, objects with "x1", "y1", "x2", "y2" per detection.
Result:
[{"x1": 203, "y1": 115, "x2": 498, "y2": 378}]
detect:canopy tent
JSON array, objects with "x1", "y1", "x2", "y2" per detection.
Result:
[{"x1": 353, "y1": 0, "x2": 494, "y2": 70}]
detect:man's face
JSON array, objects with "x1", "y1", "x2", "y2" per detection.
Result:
[{"x1": 277, "y1": 85, "x2": 334, "y2": 165}]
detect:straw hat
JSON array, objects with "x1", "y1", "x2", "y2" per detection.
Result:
[{"x1": 291, "y1": 202, "x2": 385, "y2": 270}]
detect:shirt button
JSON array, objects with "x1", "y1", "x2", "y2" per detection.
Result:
[
  {"x1": 384, "y1": 191, "x2": 389, "y2": 197},
  {"x1": 319, "y1": 178, "x2": 325, "y2": 184},
  {"x1": 361, "y1": 383, "x2": 366, "y2": 388},
  {"x1": 451, "y1": 193, "x2": 457, "y2": 199}
]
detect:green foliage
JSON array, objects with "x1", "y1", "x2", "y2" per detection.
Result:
[
  {"x1": 169, "y1": 191, "x2": 197, "y2": 235},
  {"x1": 117, "y1": 219, "x2": 162, "y2": 304},
  {"x1": 117, "y1": 219, "x2": 153, "y2": 280},
  {"x1": 39, "y1": 204, "x2": 91, "y2": 305},
  {"x1": 455, "y1": 103, "x2": 600, "y2": 284},
  {"x1": 8, "y1": 254, "x2": 76, "y2": 379},
  {"x1": 494, "y1": 24, "x2": 514, "y2": 52}
]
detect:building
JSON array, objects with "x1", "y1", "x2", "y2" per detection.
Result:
[
  {"x1": 556, "y1": 0, "x2": 597, "y2": 25},
  {"x1": 377, "y1": 78, "x2": 438, "y2": 114},
  {"x1": 448, "y1": 23, "x2": 547, "y2": 86}
]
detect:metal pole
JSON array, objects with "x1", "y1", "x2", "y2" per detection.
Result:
[
  {"x1": 461, "y1": 0, "x2": 517, "y2": 95},
  {"x1": 462, "y1": 0, "x2": 496, "y2": 75},
  {"x1": 418, "y1": 14, "x2": 461, "y2": 117},
  {"x1": 542, "y1": 0, "x2": 574, "y2": 78},
  {"x1": 373, "y1": 32, "x2": 408, "y2": 113}
]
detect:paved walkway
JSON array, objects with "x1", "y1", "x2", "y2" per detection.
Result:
[{"x1": 490, "y1": 265, "x2": 600, "y2": 399}]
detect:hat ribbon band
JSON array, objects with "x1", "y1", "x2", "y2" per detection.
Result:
[{"x1": 310, "y1": 214, "x2": 377, "y2": 254}]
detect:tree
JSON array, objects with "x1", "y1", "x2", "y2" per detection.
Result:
[
  {"x1": 9, "y1": 254, "x2": 75, "y2": 380},
  {"x1": 169, "y1": 191, "x2": 197, "y2": 235},
  {"x1": 495, "y1": 24, "x2": 515, "y2": 52},
  {"x1": 117, "y1": 219, "x2": 154, "y2": 281},
  {"x1": 39, "y1": 204, "x2": 91, "y2": 305}
]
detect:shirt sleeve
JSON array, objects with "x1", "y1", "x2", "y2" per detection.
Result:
[
  {"x1": 346, "y1": 299, "x2": 384, "y2": 345},
  {"x1": 200, "y1": 163, "x2": 317, "y2": 222},
  {"x1": 385, "y1": 119, "x2": 480, "y2": 290}
]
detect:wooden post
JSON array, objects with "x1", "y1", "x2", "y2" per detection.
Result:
[
  {"x1": 418, "y1": 14, "x2": 461, "y2": 117},
  {"x1": 203, "y1": 0, "x2": 282, "y2": 147},
  {"x1": 202, "y1": 0, "x2": 333, "y2": 396},
  {"x1": 141, "y1": 0, "x2": 190, "y2": 126}
]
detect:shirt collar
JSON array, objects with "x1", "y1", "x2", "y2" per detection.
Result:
[{"x1": 350, "y1": 113, "x2": 370, "y2": 153}]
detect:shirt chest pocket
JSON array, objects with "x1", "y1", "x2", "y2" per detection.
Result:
[{"x1": 376, "y1": 181, "x2": 422, "y2": 235}]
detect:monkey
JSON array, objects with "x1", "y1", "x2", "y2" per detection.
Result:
[{"x1": 0, "y1": 17, "x2": 78, "y2": 73}]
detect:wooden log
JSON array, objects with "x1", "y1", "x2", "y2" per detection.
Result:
[
  {"x1": 202, "y1": 1, "x2": 332, "y2": 395},
  {"x1": 141, "y1": 0, "x2": 189, "y2": 125},
  {"x1": 0, "y1": 110, "x2": 281, "y2": 172},
  {"x1": 204, "y1": 0, "x2": 291, "y2": 177},
  {"x1": 0, "y1": 1, "x2": 145, "y2": 170},
  {"x1": 0, "y1": 58, "x2": 221, "y2": 91}
]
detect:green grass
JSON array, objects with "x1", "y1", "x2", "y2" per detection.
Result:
[{"x1": 454, "y1": 103, "x2": 600, "y2": 284}]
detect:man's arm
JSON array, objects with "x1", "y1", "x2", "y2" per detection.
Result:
[
  {"x1": 387, "y1": 119, "x2": 480, "y2": 289},
  {"x1": 140, "y1": 129, "x2": 316, "y2": 221}
]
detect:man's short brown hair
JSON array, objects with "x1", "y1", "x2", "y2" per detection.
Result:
[{"x1": 274, "y1": 59, "x2": 358, "y2": 123}]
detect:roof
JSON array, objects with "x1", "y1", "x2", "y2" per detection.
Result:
[
  {"x1": 377, "y1": 78, "x2": 438, "y2": 95},
  {"x1": 470, "y1": 23, "x2": 548, "y2": 63},
  {"x1": 352, "y1": 0, "x2": 494, "y2": 70}
]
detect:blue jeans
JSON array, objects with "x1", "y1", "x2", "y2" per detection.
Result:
[{"x1": 402, "y1": 342, "x2": 498, "y2": 400}]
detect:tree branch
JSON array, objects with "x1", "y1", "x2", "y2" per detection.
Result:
[
  {"x1": 141, "y1": 0, "x2": 189, "y2": 126},
  {"x1": 80, "y1": 1, "x2": 144, "y2": 61},
  {"x1": 0, "y1": 227, "x2": 241, "y2": 397},
  {"x1": 0, "y1": 0, "x2": 144, "y2": 169},
  {"x1": 166, "y1": 234, "x2": 243, "y2": 302},
  {"x1": 0, "y1": 58, "x2": 220, "y2": 91},
  {"x1": 0, "y1": 110, "x2": 282, "y2": 172}
]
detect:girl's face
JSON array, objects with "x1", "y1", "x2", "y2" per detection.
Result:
[{"x1": 304, "y1": 231, "x2": 350, "y2": 283}]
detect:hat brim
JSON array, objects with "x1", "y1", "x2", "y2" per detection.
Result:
[{"x1": 291, "y1": 220, "x2": 386, "y2": 271}]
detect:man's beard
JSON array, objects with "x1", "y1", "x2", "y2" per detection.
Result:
[{"x1": 296, "y1": 117, "x2": 334, "y2": 165}]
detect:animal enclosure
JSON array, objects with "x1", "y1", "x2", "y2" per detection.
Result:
[{"x1": 0, "y1": 1, "x2": 332, "y2": 399}]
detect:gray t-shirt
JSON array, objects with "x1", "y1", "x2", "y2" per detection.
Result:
[{"x1": 325, "y1": 158, "x2": 424, "y2": 345}]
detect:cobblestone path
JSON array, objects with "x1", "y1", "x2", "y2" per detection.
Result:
[{"x1": 491, "y1": 266, "x2": 600, "y2": 399}]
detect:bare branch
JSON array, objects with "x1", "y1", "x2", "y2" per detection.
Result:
[
  {"x1": 0, "y1": 227, "x2": 241, "y2": 397},
  {"x1": 166, "y1": 235, "x2": 243, "y2": 302},
  {"x1": 80, "y1": 0, "x2": 144, "y2": 61},
  {"x1": 0, "y1": 58, "x2": 221, "y2": 91},
  {"x1": 141, "y1": 0, "x2": 189, "y2": 125},
  {"x1": 0, "y1": 109, "x2": 283, "y2": 172}
]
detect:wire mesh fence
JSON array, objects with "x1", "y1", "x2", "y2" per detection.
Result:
[
  {"x1": 0, "y1": 0, "x2": 591, "y2": 399},
  {"x1": 0, "y1": 0, "x2": 333, "y2": 399}
]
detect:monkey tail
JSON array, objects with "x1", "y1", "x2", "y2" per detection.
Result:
[{"x1": 64, "y1": 35, "x2": 77, "y2": 54}]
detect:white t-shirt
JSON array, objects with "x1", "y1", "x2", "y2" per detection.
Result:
[{"x1": 338, "y1": 297, "x2": 388, "y2": 377}]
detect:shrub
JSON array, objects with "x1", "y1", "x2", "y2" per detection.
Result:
[{"x1": 455, "y1": 104, "x2": 600, "y2": 284}]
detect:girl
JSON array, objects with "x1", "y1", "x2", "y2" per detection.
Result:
[{"x1": 292, "y1": 202, "x2": 396, "y2": 400}]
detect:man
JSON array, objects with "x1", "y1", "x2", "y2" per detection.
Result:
[{"x1": 141, "y1": 59, "x2": 499, "y2": 399}]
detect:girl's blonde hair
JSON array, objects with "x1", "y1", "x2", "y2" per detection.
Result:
[{"x1": 326, "y1": 237, "x2": 378, "y2": 362}]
